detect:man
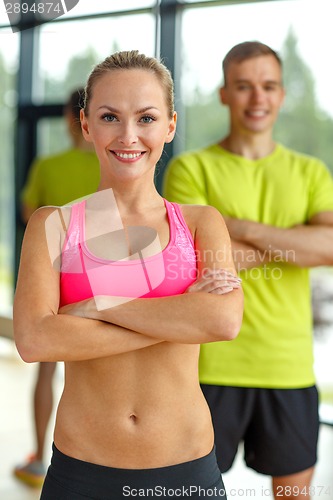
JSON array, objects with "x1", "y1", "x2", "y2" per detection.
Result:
[
  {"x1": 14, "y1": 88, "x2": 100, "y2": 488},
  {"x1": 163, "y1": 41, "x2": 333, "y2": 499}
]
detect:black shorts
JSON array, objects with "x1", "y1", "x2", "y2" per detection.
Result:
[
  {"x1": 201, "y1": 384, "x2": 319, "y2": 477},
  {"x1": 40, "y1": 443, "x2": 227, "y2": 499}
]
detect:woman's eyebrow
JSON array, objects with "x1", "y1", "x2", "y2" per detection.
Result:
[{"x1": 97, "y1": 105, "x2": 159, "y2": 114}]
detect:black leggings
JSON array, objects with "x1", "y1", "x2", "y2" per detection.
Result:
[{"x1": 40, "y1": 443, "x2": 227, "y2": 499}]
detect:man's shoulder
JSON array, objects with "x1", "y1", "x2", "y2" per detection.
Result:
[
  {"x1": 32, "y1": 148, "x2": 98, "y2": 172},
  {"x1": 277, "y1": 143, "x2": 326, "y2": 167},
  {"x1": 275, "y1": 146, "x2": 333, "y2": 192},
  {"x1": 32, "y1": 149, "x2": 75, "y2": 169}
]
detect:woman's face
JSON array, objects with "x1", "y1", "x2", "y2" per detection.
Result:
[{"x1": 81, "y1": 69, "x2": 176, "y2": 185}]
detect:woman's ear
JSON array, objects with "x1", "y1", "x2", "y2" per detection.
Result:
[
  {"x1": 80, "y1": 109, "x2": 93, "y2": 143},
  {"x1": 165, "y1": 111, "x2": 177, "y2": 144}
]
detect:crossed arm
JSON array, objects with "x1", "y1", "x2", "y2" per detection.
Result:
[
  {"x1": 14, "y1": 205, "x2": 243, "y2": 363},
  {"x1": 225, "y1": 211, "x2": 333, "y2": 270}
]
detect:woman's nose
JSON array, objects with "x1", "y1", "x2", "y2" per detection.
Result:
[{"x1": 118, "y1": 123, "x2": 138, "y2": 145}]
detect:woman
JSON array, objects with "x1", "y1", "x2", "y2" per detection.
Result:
[{"x1": 14, "y1": 51, "x2": 243, "y2": 499}]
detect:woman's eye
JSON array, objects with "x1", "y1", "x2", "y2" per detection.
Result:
[
  {"x1": 140, "y1": 115, "x2": 156, "y2": 124},
  {"x1": 102, "y1": 114, "x2": 117, "y2": 122}
]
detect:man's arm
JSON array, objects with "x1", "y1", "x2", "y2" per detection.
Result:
[
  {"x1": 22, "y1": 203, "x2": 37, "y2": 224},
  {"x1": 231, "y1": 240, "x2": 269, "y2": 272},
  {"x1": 225, "y1": 211, "x2": 333, "y2": 268}
]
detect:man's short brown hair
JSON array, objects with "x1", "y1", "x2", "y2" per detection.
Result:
[{"x1": 222, "y1": 41, "x2": 282, "y2": 86}]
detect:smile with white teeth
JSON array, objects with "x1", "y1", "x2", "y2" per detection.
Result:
[
  {"x1": 114, "y1": 152, "x2": 142, "y2": 159},
  {"x1": 247, "y1": 110, "x2": 266, "y2": 117}
]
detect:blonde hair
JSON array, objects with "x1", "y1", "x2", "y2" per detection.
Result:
[{"x1": 84, "y1": 50, "x2": 174, "y2": 118}]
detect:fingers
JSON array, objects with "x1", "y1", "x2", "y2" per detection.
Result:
[{"x1": 186, "y1": 268, "x2": 242, "y2": 294}]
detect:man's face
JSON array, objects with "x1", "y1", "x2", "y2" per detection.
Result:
[{"x1": 220, "y1": 55, "x2": 285, "y2": 136}]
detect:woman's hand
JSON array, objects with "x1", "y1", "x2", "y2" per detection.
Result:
[{"x1": 185, "y1": 268, "x2": 241, "y2": 295}]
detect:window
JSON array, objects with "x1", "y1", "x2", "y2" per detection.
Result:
[
  {"x1": 0, "y1": 31, "x2": 18, "y2": 315},
  {"x1": 180, "y1": 0, "x2": 333, "y2": 169},
  {"x1": 37, "y1": 117, "x2": 70, "y2": 156},
  {"x1": 36, "y1": 14, "x2": 156, "y2": 103},
  {"x1": 67, "y1": 0, "x2": 157, "y2": 16}
]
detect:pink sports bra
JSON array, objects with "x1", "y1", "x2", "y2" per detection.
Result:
[{"x1": 60, "y1": 199, "x2": 197, "y2": 307}]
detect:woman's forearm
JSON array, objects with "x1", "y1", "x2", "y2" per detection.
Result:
[
  {"x1": 83, "y1": 289, "x2": 243, "y2": 345},
  {"x1": 14, "y1": 312, "x2": 163, "y2": 363}
]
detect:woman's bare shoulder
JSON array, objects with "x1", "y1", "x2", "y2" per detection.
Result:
[
  {"x1": 178, "y1": 204, "x2": 224, "y2": 226},
  {"x1": 26, "y1": 205, "x2": 72, "y2": 231},
  {"x1": 174, "y1": 204, "x2": 225, "y2": 242}
]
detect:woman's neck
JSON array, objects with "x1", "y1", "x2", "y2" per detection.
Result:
[{"x1": 95, "y1": 181, "x2": 163, "y2": 216}]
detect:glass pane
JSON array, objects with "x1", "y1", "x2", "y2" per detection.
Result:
[
  {"x1": 181, "y1": 0, "x2": 333, "y2": 162},
  {"x1": 37, "y1": 117, "x2": 70, "y2": 157},
  {"x1": 312, "y1": 269, "x2": 333, "y2": 423},
  {"x1": 35, "y1": 13, "x2": 156, "y2": 103},
  {"x1": 67, "y1": 0, "x2": 157, "y2": 16},
  {"x1": 0, "y1": 31, "x2": 19, "y2": 315},
  {"x1": 0, "y1": 0, "x2": 156, "y2": 25},
  {"x1": 0, "y1": 7, "x2": 11, "y2": 25}
]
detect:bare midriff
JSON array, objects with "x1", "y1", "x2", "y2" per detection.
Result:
[{"x1": 54, "y1": 342, "x2": 214, "y2": 468}]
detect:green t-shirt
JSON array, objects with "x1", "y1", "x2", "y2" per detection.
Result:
[
  {"x1": 163, "y1": 143, "x2": 333, "y2": 388},
  {"x1": 22, "y1": 148, "x2": 100, "y2": 208}
]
